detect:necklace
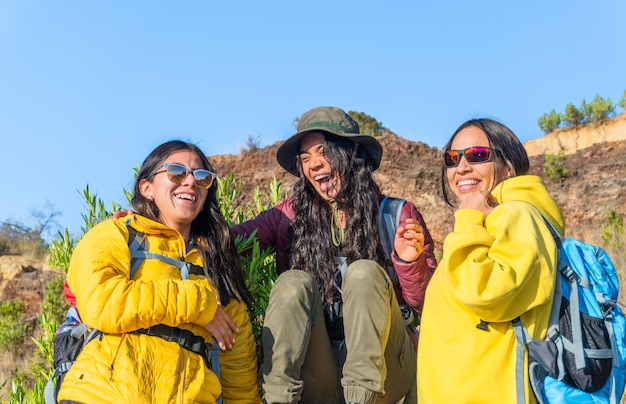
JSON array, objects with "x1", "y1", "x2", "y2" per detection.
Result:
[{"x1": 330, "y1": 201, "x2": 344, "y2": 247}]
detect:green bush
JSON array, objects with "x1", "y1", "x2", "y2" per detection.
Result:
[
  {"x1": 538, "y1": 110, "x2": 562, "y2": 134},
  {"x1": 602, "y1": 210, "x2": 625, "y2": 253},
  {"x1": 586, "y1": 94, "x2": 616, "y2": 122},
  {"x1": 0, "y1": 301, "x2": 31, "y2": 354},
  {"x1": 562, "y1": 102, "x2": 585, "y2": 127},
  {"x1": 348, "y1": 111, "x2": 386, "y2": 137},
  {"x1": 602, "y1": 209, "x2": 625, "y2": 287},
  {"x1": 543, "y1": 152, "x2": 568, "y2": 182},
  {"x1": 618, "y1": 90, "x2": 626, "y2": 111}
]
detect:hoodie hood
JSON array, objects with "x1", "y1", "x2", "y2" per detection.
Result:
[{"x1": 491, "y1": 175, "x2": 565, "y2": 235}]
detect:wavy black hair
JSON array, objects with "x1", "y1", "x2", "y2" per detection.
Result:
[
  {"x1": 132, "y1": 140, "x2": 251, "y2": 306},
  {"x1": 290, "y1": 133, "x2": 387, "y2": 306}
]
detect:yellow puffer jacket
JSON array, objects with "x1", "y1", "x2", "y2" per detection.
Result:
[{"x1": 58, "y1": 214, "x2": 260, "y2": 404}]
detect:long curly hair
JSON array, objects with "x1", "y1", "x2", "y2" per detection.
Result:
[
  {"x1": 290, "y1": 134, "x2": 387, "y2": 306},
  {"x1": 132, "y1": 140, "x2": 252, "y2": 306}
]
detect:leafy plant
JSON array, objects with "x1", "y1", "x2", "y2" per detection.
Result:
[
  {"x1": 586, "y1": 94, "x2": 615, "y2": 122},
  {"x1": 538, "y1": 110, "x2": 562, "y2": 134},
  {"x1": 543, "y1": 152, "x2": 568, "y2": 182},
  {"x1": 348, "y1": 111, "x2": 386, "y2": 137},
  {"x1": 601, "y1": 209, "x2": 625, "y2": 287},
  {"x1": 619, "y1": 90, "x2": 626, "y2": 111},
  {"x1": 562, "y1": 102, "x2": 585, "y2": 127},
  {"x1": 0, "y1": 301, "x2": 31, "y2": 354}
]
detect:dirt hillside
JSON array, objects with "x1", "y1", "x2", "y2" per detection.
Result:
[{"x1": 2, "y1": 114, "x2": 626, "y2": 388}]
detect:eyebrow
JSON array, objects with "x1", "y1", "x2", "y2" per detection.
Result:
[{"x1": 299, "y1": 143, "x2": 324, "y2": 155}]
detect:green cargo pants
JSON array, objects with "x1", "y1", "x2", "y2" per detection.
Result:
[{"x1": 259, "y1": 260, "x2": 416, "y2": 404}]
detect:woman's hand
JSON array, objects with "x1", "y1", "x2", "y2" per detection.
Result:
[
  {"x1": 203, "y1": 303, "x2": 239, "y2": 350},
  {"x1": 393, "y1": 218, "x2": 424, "y2": 263}
]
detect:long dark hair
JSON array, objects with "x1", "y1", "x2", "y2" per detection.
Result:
[
  {"x1": 441, "y1": 118, "x2": 530, "y2": 206},
  {"x1": 290, "y1": 134, "x2": 387, "y2": 306},
  {"x1": 132, "y1": 140, "x2": 251, "y2": 306}
]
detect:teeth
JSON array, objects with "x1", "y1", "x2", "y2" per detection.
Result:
[
  {"x1": 176, "y1": 193, "x2": 196, "y2": 201},
  {"x1": 314, "y1": 174, "x2": 329, "y2": 181},
  {"x1": 458, "y1": 179, "x2": 478, "y2": 186}
]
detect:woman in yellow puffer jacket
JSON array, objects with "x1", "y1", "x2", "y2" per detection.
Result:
[{"x1": 58, "y1": 140, "x2": 260, "y2": 404}]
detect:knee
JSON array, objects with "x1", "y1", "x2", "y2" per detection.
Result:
[
  {"x1": 343, "y1": 259, "x2": 389, "y2": 291},
  {"x1": 270, "y1": 270, "x2": 318, "y2": 304}
]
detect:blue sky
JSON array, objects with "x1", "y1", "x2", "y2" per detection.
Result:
[{"x1": 1, "y1": 1, "x2": 625, "y2": 241}]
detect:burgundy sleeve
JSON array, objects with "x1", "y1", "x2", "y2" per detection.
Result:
[{"x1": 391, "y1": 201, "x2": 437, "y2": 313}]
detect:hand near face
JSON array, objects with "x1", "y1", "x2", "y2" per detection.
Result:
[
  {"x1": 203, "y1": 303, "x2": 239, "y2": 350},
  {"x1": 394, "y1": 218, "x2": 424, "y2": 262},
  {"x1": 457, "y1": 190, "x2": 497, "y2": 215}
]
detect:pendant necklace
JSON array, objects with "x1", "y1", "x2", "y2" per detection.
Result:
[{"x1": 331, "y1": 201, "x2": 344, "y2": 247}]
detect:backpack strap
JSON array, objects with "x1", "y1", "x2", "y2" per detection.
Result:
[
  {"x1": 377, "y1": 196, "x2": 405, "y2": 288},
  {"x1": 126, "y1": 219, "x2": 203, "y2": 280}
]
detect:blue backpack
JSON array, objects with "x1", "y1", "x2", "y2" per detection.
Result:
[{"x1": 513, "y1": 216, "x2": 626, "y2": 404}]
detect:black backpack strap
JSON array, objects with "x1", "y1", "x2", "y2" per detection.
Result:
[{"x1": 378, "y1": 196, "x2": 405, "y2": 288}]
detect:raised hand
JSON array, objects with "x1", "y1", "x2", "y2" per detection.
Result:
[{"x1": 393, "y1": 218, "x2": 424, "y2": 263}]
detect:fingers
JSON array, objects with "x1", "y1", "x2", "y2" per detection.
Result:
[
  {"x1": 203, "y1": 305, "x2": 239, "y2": 350},
  {"x1": 398, "y1": 218, "x2": 424, "y2": 239},
  {"x1": 394, "y1": 218, "x2": 425, "y2": 262}
]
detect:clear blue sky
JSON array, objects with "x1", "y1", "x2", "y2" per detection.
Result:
[{"x1": 1, "y1": 1, "x2": 625, "y2": 241}]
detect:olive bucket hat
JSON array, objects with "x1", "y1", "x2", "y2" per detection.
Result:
[{"x1": 276, "y1": 106, "x2": 383, "y2": 176}]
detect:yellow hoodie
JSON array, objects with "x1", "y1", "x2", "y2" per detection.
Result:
[
  {"x1": 58, "y1": 214, "x2": 260, "y2": 404},
  {"x1": 417, "y1": 175, "x2": 565, "y2": 403}
]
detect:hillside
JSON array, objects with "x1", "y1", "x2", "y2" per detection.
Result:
[
  {"x1": 3, "y1": 115, "x2": 626, "y2": 311},
  {"x1": 211, "y1": 116, "x2": 626, "y2": 249},
  {"x1": 2, "y1": 114, "x2": 626, "y2": 389}
]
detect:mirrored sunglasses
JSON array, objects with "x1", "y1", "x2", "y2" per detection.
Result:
[
  {"x1": 151, "y1": 163, "x2": 217, "y2": 189},
  {"x1": 443, "y1": 146, "x2": 502, "y2": 168}
]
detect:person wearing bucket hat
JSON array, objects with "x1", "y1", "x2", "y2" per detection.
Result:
[{"x1": 232, "y1": 106, "x2": 437, "y2": 404}]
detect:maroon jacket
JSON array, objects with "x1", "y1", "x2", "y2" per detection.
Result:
[{"x1": 231, "y1": 194, "x2": 436, "y2": 313}]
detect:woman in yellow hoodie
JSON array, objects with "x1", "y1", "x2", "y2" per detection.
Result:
[
  {"x1": 58, "y1": 140, "x2": 260, "y2": 403},
  {"x1": 417, "y1": 119, "x2": 565, "y2": 403}
]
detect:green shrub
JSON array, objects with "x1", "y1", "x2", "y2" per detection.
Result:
[
  {"x1": 618, "y1": 90, "x2": 626, "y2": 111},
  {"x1": 562, "y1": 102, "x2": 586, "y2": 127},
  {"x1": 602, "y1": 209, "x2": 625, "y2": 254},
  {"x1": 0, "y1": 301, "x2": 31, "y2": 354},
  {"x1": 586, "y1": 94, "x2": 616, "y2": 122},
  {"x1": 538, "y1": 110, "x2": 562, "y2": 134},
  {"x1": 601, "y1": 209, "x2": 625, "y2": 287},
  {"x1": 348, "y1": 111, "x2": 386, "y2": 137},
  {"x1": 543, "y1": 152, "x2": 568, "y2": 182}
]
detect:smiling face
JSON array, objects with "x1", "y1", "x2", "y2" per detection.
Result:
[
  {"x1": 298, "y1": 132, "x2": 341, "y2": 201},
  {"x1": 140, "y1": 150, "x2": 208, "y2": 236},
  {"x1": 446, "y1": 126, "x2": 512, "y2": 204}
]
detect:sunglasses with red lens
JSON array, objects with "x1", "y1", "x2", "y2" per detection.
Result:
[
  {"x1": 443, "y1": 146, "x2": 502, "y2": 168},
  {"x1": 151, "y1": 163, "x2": 217, "y2": 189}
]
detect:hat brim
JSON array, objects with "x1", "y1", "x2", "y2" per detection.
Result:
[{"x1": 277, "y1": 127, "x2": 383, "y2": 176}]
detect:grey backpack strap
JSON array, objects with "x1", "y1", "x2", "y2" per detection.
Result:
[
  {"x1": 377, "y1": 196, "x2": 405, "y2": 287},
  {"x1": 127, "y1": 222, "x2": 147, "y2": 279},
  {"x1": 126, "y1": 219, "x2": 193, "y2": 280}
]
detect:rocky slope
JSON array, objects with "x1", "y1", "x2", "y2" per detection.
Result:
[
  {"x1": 3, "y1": 115, "x2": 626, "y2": 308},
  {"x1": 2, "y1": 114, "x2": 625, "y2": 386},
  {"x1": 211, "y1": 118, "x2": 626, "y2": 249}
]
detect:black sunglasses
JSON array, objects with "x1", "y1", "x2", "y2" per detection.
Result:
[
  {"x1": 443, "y1": 146, "x2": 502, "y2": 168},
  {"x1": 151, "y1": 163, "x2": 217, "y2": 189}
]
